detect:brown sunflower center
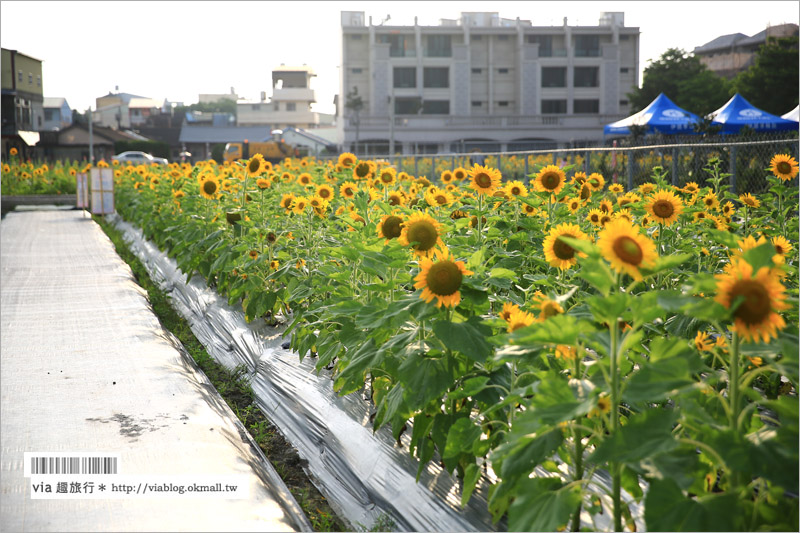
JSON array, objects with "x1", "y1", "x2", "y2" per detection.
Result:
[
  {"x1": 203, "y1": 180, "x2": 218, "y2": 195},
  {"x1": 319, "y1": 188, "x2": 331, "y2": 199},
  {"x1": 382, "y1": 216, "x2": 403, "y2": 239},
  {"x1": 612, "y1": 236, "x2": 644, "y2": 265},
  {"x1": 541, "y1": 172, "x2": 561, "y2": 190},
  {"x1": 248, "y1": 159, "x2": 260, "y2": 174},
  {"x1": 381, "y1": 172, "x2": 393, "y2": 183},
  {"x1": 343, "y1": 187, "x2": 355, "y2": 197},
  {"x1": 541, "y1": 301, "x2": 562, "y2": 319},
  {"x1": 435, "y1": 194, "x2": 448, "y2": 205},
  {"x1": 704, "y1": 198, "x2": 715, "y2": 206},
  {"x1": 474, "y1": 172, "x2": 493, "y2": 189},
  {"x1": 580, "y1": 185, "x2": 592, "y2": 200},
  {"x1": 355, "y1": 163, "x2": 371, "y2": 177},
  {"x1": 777, "y1": 161, "x2": 793, "y2": 175},
  {"x1": 729, "y1": 279, "x2": 772, "y2": 325},
  {"x1": 590, "y1": 213, "x2": 600, "y2": 222},
  {"x1": 267, "y1": 232, "x2": 277, "y2": 243},
  {"x1": 652, "y1": 199, "x2": 675, "y2": 219},
  {"x1": 554, "y1": 237, "x2": 576, "y2": 260},
  {"x1": 407, "y1": 221, "x2": 438, "y2": 251},
  {"x1": 426, "y1": 261, "x2": 463, "y2": 296},
  {"x1": 510, "y1": 186, "x2": 522, "y2": 195}
]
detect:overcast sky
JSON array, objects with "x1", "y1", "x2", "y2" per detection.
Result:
[{"x1": 1, "y1": 1, "x2": 798, "y2": 116}]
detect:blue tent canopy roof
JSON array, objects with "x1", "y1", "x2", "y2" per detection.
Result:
[
  {"x1": 604, "y1": 93, "x2": 700, "y2": 136},
  {"x1": 708, "y1": 94, "x2": 798, "y2": 134}
]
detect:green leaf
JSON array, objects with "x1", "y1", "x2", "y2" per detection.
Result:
[
  {"x1": 576, "y1": 255, "x2": 615, "y2": 295},
  {"x1": 398, "y1": 352, "x2": 459, "y2": 411},
  {"x1": 443, "y1": 417, "x2": 482, "y2": 459},
  {"x1": 497, "y1": 429, "x2": 563, "y2": 484},
  {"x1": 705, "y1": 228, "x2": 741, "y2": 249},
  {"x1": 742, "y1": 241, "x2": 777, "y2": 272},
  {"x1": 432, "y1": 316, "x2": 493, "y2": 362},
  {"x1": 460, "y1": 463, "x2": 482, "y2": 508},
  {"x1": 644, "y1": 478, "x2": 739, "y2": 532},
  {"x1": 587, "y1": 292, "x2": 630, "y2": 325},
  {"x1": 623, "y1": 339, "x2": 702, "y2": 404},
  {"x1": 590, "y1": 408, "x2": 679, "y2": 465},
  {"x1": 508, "y1": 478, "x2": 582, "y2": 532},
  {"x1": 448, "y1": 376, "x2": 491, "y2": 400},
  {"x1": 506, "y1": 313, "x2": 583, "y2": 347},
  {"x1": 489, "y1": 267, "x2": 518, "y2": 280},
  {"x1": 559, "y1": 235, "x2": 600, "y2": 257}
]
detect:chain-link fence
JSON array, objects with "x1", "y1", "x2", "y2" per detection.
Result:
[{"x1": 323, "y1": 132, "x2": 798, "y2": 194}]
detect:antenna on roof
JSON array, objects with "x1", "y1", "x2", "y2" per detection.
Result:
[{"x1": 380, "y1": 14, "x2": 391, "y2": 25}]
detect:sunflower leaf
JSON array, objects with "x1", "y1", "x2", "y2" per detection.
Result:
[{"x1": 432, "y1": 316, "x2": 493, "y2": 363}]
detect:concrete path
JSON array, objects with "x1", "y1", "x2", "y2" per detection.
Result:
[{"x1": 0, "y1": 209, "x2": 310, "y2": 532}]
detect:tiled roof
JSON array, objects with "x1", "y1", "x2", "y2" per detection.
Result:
[{"x1": 693, "y1": 33, "x2": 747, "y2": 53}]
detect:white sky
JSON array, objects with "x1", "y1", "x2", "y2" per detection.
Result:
[{"x1": 1, "y1": 1, "x2": 798, "y2": 116}]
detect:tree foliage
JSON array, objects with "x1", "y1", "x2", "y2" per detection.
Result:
[
  {"x1": 733, "y1": 36, "x2": 799, "y2": 115},
  {"x1": 628, "y1": 48, "x2": 732, "y2": 116}
]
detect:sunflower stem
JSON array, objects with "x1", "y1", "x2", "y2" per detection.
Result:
[
  {"x1": 609, "y1": 305, "x2": 622, "y2": 532},
  {"x1": 477, "y1": 193, "x2": 484, "y2": 245}
]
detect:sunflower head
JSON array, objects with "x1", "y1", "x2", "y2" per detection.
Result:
[
  {"x1": 199, "y1": 176, "x2": 221, "y2": 200},
  {"x1": 377, "y1": 214, "x2": 404, "y2": 241},
  {"x1": 246, "y1": 154, "x2": 267, "y2": 177},
  {"x1": 499, "y1": 302, "x2": 521, "y2": 322},
  {"x1": 399, "y1": 212, "x2": 444, "y2": 257},
  {"x1": 646, "y1": 189, "x2": 684, "y2": 226},
  {"x1": 468, "y1": 164, "x2": 502, "y2": 195},
  {"x1": 739, "y1": 193, "x2": 760, "y2": 208},
  {"x1": 587, "y1": 173, "x2": 606, "y2": 191},
  {"x1": 534, "y1": 165, "x2": 566, "y2": 194},
  {"x1": 694, "y1": 331, "x2": 713, "y2": 352},
  {"x1": 769, "y1": 154, "x2": 799, "y2": 181},
  {"x1": 598, "y1": 218, "x2": 658, "y2": 281},
  {"x1": 506, "y1": 309, "x2": 536, "y2": 333},
  {"x1": 414, "y1": 249, "x2": 473, "y2": 308},
  {"x1": 338, "y1": 152, "x2": 357, "y2": 168}
]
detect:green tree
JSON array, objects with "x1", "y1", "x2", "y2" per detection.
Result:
[
  {"x1": 628, "y1": 48, "x2": 731, "y2": 115},
  {"x1": 733, "y1": 36, "x2": 799, "y2": 115}
]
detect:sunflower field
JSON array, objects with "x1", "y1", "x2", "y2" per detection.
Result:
[{"x1": 24, "y1": 149, "x2": 800, "y2": 531}]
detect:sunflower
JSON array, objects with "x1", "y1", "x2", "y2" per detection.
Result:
[
  {"x1": 387, "y1": 190, "x2": 406, "y2": 206},
  {"x1": 453, "y1": 167, "x2": 468, "y2": 181},
  {"x1": 173, "y1": 190, "x2": 185, "y2": 199},
  {"x1": 771, "y1": 235, "x2": 792, "y2": 257},
  {"x1": 353, "y1": 160, "x2": 374, "y2": 180},
  {"x1": 425, "y1": 187, "x2": 454, "y2": 207},
  {"x1": 617, "y1": 193, "x2": 641, "y2": 208},
  {"x1": 599, "y1": 199, "x2": 614, "y2": 214},
  {"x1": 339, "y1": 181, "x2": 358, "y2": 199},
  {"x1": 414, "y1": 248, "x2": 473, "y2": 308},
  {"x1": 316, "y1": 184, "x2": 335, "y2": 201},
  {"x1": 598, "y1": 218, "x2": 658, "y2": 281},
  {"x1": 506, "y1": 309, "x2": 536, "y2": 333},
  {"x1": 721, "y1": 201, "x2": 735, "y2": 217},
  {"x1": 701, "y1": 191, "x2": 720, "y2": 211},
  {"x1": 246, "y1": 154, "x2": 267, "y2": 177},
  {"x1": 9, "y1": 147, "x2": 18, "y2": 156},
  {"x1": 256, "y1": 177, "x2": 271, "y2": 189},
  {"x1": 638, "y1": 182, "x2": 656, "y2": 196},
  {"x1": 613, "y1": 208, "x2": 633, "y2": 223},
  {"x1": 693, "y1": 211, "x2": 709, "y2": 222},
  {"x1": 586, "y1": 173, "x2": 606, "y2": 191},
  {"x1": 608, "y1": 183, "x2": 624, "y2": 194},
  {"x1": 694, "y1": 331, "x2": 713, "y2": 352},
  {"x1": 566, "y1": 197, "x2": 582, "y2": 214},
  {"x1": 682, "y1": 182, "x2": 700, "y2": 195},
  {"x1": 538, "y1": 298, "x2": 564, "y2": 321},
  {"x1": 298, "y1": 172, "x2": 313, "y2": 186},
  {"x1": 499, "y1": 302, "x2": 521, "y2": 322},
  {"x1": 309, "y1": 195, "x2": 329, "y2": 210},
  {"x1": 440, "y1": 170, "x2": 454, "y2": 184},
  {"x1": 468, "y1": 164, "x2": 502, "y2": 195},
  {"x1": 523, "y1": 204, "x2": 538, "y2": 216},
  {"x1": 769, "y1": 154, "x2": 799, "y2": 181},
  {"x1": 398, "y1": 211, "x2": 445, "y2": 257},
  {"x1": 280, "y1": 193, "x2": 296, "y2": 212},
  {"x1": 715, "y1": 259, "x2": 789, "y2": 343},
  {"x1": 543, "y1": 223, "x2": 589, "y2": 270},
  {"x1": 571, "y1": 171, "x2": 587, "y2": 186},
  {"x1": 555, "y1": 345, "x2": 577, "y2": 360},
  {"x1": 378, "y1": 167, "x2": 397, "y2": 186},
  {"x1": 534, "y1": 165, "x2": 566, "y2": 195},
  {"x1": 291, "y1": 196, "x2": 309, "y2": 214},
  {"x1": 646, "y1": 189, "x2": 684, "y2": 226},
  {"x1": 739, "y1": 193, "x2": 760, "y2": 208},
  {"x1": 377, "y1": 214, "x2": 404, "y2": 241},
  {"x1": 586, "y1": 208, "x2": 603, "y2": 226},
  {"x1": 199, "y1": 176, "x2": 221, "y2": 199},
  {"x1": 338, "y1": 152, "x2": 357, "y2": 168},
  {"x1": 248, "y1": 250, "x2": 259, "y2": 260}
]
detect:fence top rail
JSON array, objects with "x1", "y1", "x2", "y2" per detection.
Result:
[{"x1": 314, "y1": 137, "x2": 798, "y2": 162}]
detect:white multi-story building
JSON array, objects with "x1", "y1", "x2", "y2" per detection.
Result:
[
  {"x1": 338, "y1": 10, "x2": 639, "y2": 155},
  {"x1": 237, "y1": 66, "x2": 329, "y2": 130}
]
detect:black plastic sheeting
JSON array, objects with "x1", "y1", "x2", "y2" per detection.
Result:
[{"x1": 109, "y1": 214, "x2": 646, "y2": 532}]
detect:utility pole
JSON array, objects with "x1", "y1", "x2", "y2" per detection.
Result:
[{"x1": 88, "y1": 107, "x2": 94, "y2": 164}]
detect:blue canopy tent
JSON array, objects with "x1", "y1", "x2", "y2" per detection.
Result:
[
  {"x1": 782, "y1": 105, "x2": 799, "y2": 123},
  {"x1": 708, "y1": 93, "x2": 798, "y2": 134},
  {"x1": 604, "y1": 93, "x2": 700, "y2": 136}
]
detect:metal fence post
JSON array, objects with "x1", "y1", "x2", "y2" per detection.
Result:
[
  {"x1": 672, "y1": 147, "x2": 678, "y2": 187},
  {"x1": 730, "y1": 145, "x2": 737, "y2": 195},
  {"x1": 414, "y1": 154, "x2": 419, "y2": 178},
  {"x1": 524, "y1": 153, "x2": 529, "y2": 181},
  {"x1": 627, "y1": 149, "x2": 634, "y2": 191}
]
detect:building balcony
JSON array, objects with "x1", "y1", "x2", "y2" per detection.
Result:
[{"x1": 271, "y1": 88, "x2": 316, "y2": 102}]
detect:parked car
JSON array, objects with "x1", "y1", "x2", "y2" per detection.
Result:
[{"x1": 112, "y1": 151, "x2": 168, "y2": 165}]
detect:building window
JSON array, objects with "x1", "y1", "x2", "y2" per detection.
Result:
[
  {"x1": 44, "y1": 108, "x2": 55, "y2": 121},
  {"x1": 620, "y1": 67, "x2": 629, "y2": 73},
  {"x1": 425, "y1": 34, "x2": 452, "y2": 57},
  {"x1": 28, "y1": 73, "x2": 33, "y2": 84},
  {"x1": 286, "y1": 103, "x2": 296, "y2": 111},
  {"x1": 422, "y1": 100, "x2": 450, "y2": 114},
  {"x1": 378, "y1": 33, "x2": 415, "y2": 57},
  {"x1": 393, "y1": 67, "x2": 417, "y2": 89},
  {"x1": 498, "y1": 35, "x2": 509, "y2": 41},
  {"x1": 351, "y1": 34, "x2": 362, "y2": 40},
  {"x1": 498, "y1": 68, "x2": 509, "y2": 74},
  {"x1": 527, "y1": 35, "x2": 553, "y2": 56},
  {"x1": 37, "y1": 75, "x2": 41, "y2": 87},
  {"x1": 620, "y1": 99, "x2": 629, "y2": 106},
  {"x1": 574, "y1": 99, "x2": 599, "y2": 114},
  {"x1": 473, "y1": 35, "x2": 483, "y2": 41},
  {"x1": 352, "y1": 68, "x2": 363, "y2": 74},
  {"x1": 395, "y1": 97, "x2": 422, "y2": 114},
  {"x1": 575, "y1": 35, "x2": 601, "y2": 57},
  {"x1": 471, "y1": 68, "x2": 482, "y2": 74},
  {"x1": 251, "y1": 104, "x2": 260, "y2": 110},
  {"x1": 18, "y1": 70, "x2": 22, "y2": 82},
  {"x1": 424, "y1": 67, "x2": 449, "y2": 88},
  {"x1": 541, "y1": 67, "x2": 566, "y2": 88},
  {"x1": 574, "y1": 66, "x2": 599, "y2": 87},
  {"x1": 542, "y1": 99, "x2": 567, "y2": 114},
  {"x1": 620, "y1": 35, "x2": 630, "y2": 40},
  {"x1": 471, "y1": 101, "x2": 482, "y2": 107},
  {"x1": 497, "y1": 101, "x2": 509, "y2": 107}
]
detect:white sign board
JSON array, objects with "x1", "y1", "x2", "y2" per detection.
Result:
[
  {"x1": 76, "y1": 172, "x2": 89, "y2": 209},
  {"x1": 90, "y1": 168, "x2": 115, "y2": 215}
]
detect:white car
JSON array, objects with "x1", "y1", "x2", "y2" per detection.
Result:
[{"x1": 112, "y1": 151, "x2": 168, "y2": 165}]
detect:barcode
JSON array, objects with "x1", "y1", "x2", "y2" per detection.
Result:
[{"x1": 25, "y1": 453, "x2": 120, "y2": 476}]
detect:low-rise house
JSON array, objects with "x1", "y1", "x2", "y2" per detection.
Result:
[{"x1": 42, "y1": 97, "x2": 73, "y2": 131}]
